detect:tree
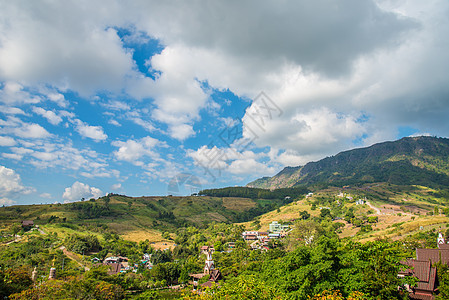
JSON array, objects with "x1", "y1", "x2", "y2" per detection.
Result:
[
  {"x1": 0, "y1": 267, "x2": 33, "y2": 298},
  {"x1": 320, "y1": 209, "x2": 332, "y2": 220},
  {"x1": 11, "y1": 225, "x2": 21, "y2": 238},
  {"x1": 194, "y1": 275, "x2": 284, "y2": 300},
  {"x1": 299, "y1": 210, "x2": 310, "y2": 220},
  {"x1": 436, "y1": 262, "x2": 449, "y2": 300},
  {"x1": 343, "y1": 240, "x2": 409, "y2": 299}
]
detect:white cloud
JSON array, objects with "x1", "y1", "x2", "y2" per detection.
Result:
[
  {"x1": 14, "y1": 122, "x2": 51, "y2": 139},
  {"x1": 62, "y1": 181, "x2": 103, "y2": 202},
  {"x1": 40, "y1": 192, "x2": 52, "y2": 199},
  {"x1": 111, "y1": 183, "x2": 122, "y2": 190},
  {"x1": 102, "y1": 100, "x2": 130, "y2": 111},
  {"x1": 32, "y1": 107, "x2": 63, "y2": 125},
  {"x1": 227, "y1": 158, "x2": 275, "y2": 175},
  {"x1": 0, "y1": 82, "x2": 41, "y2": 105},
  {"x1": 169, "y1": 124, "x2": 195, "y2": 141},
  {"x1": 0, "y1": 105, "x2": 27, "y2": 115},
  {"x1": 0, "y1": 136, "x2": 16, "y2": 146},
  {"x1": 108, "y1": 119, "x2": 121, "y2": 126},
  {"x1": 0, "y1": 2, "x2": 134, "y2": 96},
  {"x1": 74, "y1": 119, "x2": 107, "y2": 142},
  {"x1": 2, "y1": 153, "x2": 23, "y2": 160},
  {"x1": 46, "y1": 92, "x2": 68, "y2": 107},
  {"x1": 0, "y1": 165, "x2": 35, "y2": 204},
  {"x1": 80, "y1": 168, "x2": 120, "y2": 179},
  {"x1": 188, "y1": 145, "x2": 277, "y2": 177},
  {"x1": 130, "y1": 117, "x2": 155, "y2": 132},
  {"x1": 112, "y1": 136, "x2": 162, "y2": 165}
]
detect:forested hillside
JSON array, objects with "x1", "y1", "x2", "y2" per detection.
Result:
[{"x1": 248, "y1": 136, "x2": 449, "y2": 189}]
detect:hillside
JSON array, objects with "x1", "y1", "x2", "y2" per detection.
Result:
[
  {"x1": 248, "y1": 136, "x2": 449, "y2": 189},
  {"x1": 0, "y1": 194, "x2": 258, "y2": 244},
  {"x1": 239, "y1": 183, "x2": 449, "y2": 243}
]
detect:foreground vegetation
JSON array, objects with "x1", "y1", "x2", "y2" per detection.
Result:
[
  {"x1": 1, "y1": 208, "x2": 447, "y2": 299},
  {"x1": 2, "y1": 178, "x2": 449, "y2": 299}
]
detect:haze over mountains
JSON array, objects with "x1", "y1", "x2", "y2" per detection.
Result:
[{"x1": 248, "y1": 136, "x2": 449, "y2": 189}]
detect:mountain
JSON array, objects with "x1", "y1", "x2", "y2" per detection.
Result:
[{"x1": 248, "y1": 136, "x2": 449, "y2": 189}]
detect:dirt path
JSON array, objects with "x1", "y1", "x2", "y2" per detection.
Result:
[
  {"x1": 59, "y1": 246, "x2": 90, "y2": 271},
  {"x1": 366, "y1": 201, "x2": 381, "y2": 215},
  {"x1": 6, "y1": 235, "x2": 21, "y2": 245}
]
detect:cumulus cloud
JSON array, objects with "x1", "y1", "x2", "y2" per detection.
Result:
[
  {"x1": 0, "y1": 136, "x2": 16, "y2": 146},
  {"x1": 46, "y1": 92, "x2": 68, "y2": 107},
  {"x1": 74, "y1": 119, "x2": 107, "y2": 141},
  {"x1": 0, "y1": 82, "x2": 41, "y2": 105},
  {"x1": 0, "y1": 2, "x2": 134, "y2": 96},
  {"x1": 14, "y1": 122, "x2": 51, "y2": 139},
  {"x1": 32, "y1": 107, "x2": 63, "y2": 125},
  {"x1": 188, "y1": 145, "x2": 277, "y2": 177},
  {"x1": 0, "y1": 165, "x2": 35, "y2": 204},
  {"x1": 112, "y1": 136, "x2": 162, "y2": 165},
  {"x1": 62, "y1": 181, "x2": 103, "y2": 202}
]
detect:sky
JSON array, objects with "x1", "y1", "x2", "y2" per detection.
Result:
[{"x1": 0, "y1": 0, "x2": 448, "y2": 205}]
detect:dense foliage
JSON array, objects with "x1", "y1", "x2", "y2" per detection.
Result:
[
  {"x1": 0, "y1": 218, "x2": 445, "y2": 300},
  {"x1": 249, "y1": 136, "x2": 449, "y2": 189},
  {"x1": 199, "y1": 186, "x2": 309, "y2": 200}
]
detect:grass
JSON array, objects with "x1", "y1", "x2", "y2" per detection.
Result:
[{"x1": 222, "y1": 197, "x2": 257, "y2": 211}]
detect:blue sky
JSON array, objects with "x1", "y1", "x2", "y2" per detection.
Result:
[{"x1": 1, "y1": 1, "x2": 448, "y2": 205}]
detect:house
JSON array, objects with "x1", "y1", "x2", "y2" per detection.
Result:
[
  {"x1": 257, "y1": 232, "x2": 268, "y2": 240},
  {"x1": 268, "y1": 233, "x2": 280, "y2": 239},
  {"x1": 104, "y1": 262, "x2": 123, "y2": 275},
  {"x1": 91, "y1": 257, "x2": 101, "y2": 263},
  {"x1": 399, "y1": 260, "x2": 437, "y2": 300},
  {"x1": 399, "y1": 233, "x2": 449, "y2": 299},
  {"x1": 242, "y1": 231, "x2": 259, "y2": 241},
  {"x1": 104, "y1": 256, "x2": 120, "y2": 264},
  {"x1": 200, "y1": 245, "x2": 215, "y2": 255},
  {"x1": 104, "y1": 256, "x2": 128, "y2": 264},
  {"x1": 21, "y1": 220, "x2": 34, "y2": 228},
  {"x1": 355, "y1": 198, "x2": 366, "y2": 205},
  {"x1": 269, "y1": 221, "x2": 289, "y2": 233},
  {"x1": 227, "y1": 242, "x2": 235, "y2": 249},
  {"x1": 143, "y1": 253, "x2": 151, "y2": 261},
  {"x1": 306, "y1": 192, "x2": 313, "y2": 198}
]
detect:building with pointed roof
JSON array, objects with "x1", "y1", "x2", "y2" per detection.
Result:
[{"x1": 399, "y1": 232, "x2": 449, "y2": 299}]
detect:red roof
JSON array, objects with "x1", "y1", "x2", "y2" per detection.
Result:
[
  {"x1": 104, "y1": 262, "x2": 122, "y2": 275},
  {"x1": 210, "y1": 269, "x2": 222, "y2": 282},
  {"x1": 438, "y1": 244, "x2": 449, "y2": 250},
  {"x1": 416, "y1": 248, "x2": 449, "y2": 265},
  {"x1": 402, "y1": 259, "x2": 437, "y2": 297}
]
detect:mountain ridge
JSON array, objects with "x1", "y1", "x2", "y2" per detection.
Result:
[{"x1": 247, "y1": 136, "x2": 449, "y2": 189}]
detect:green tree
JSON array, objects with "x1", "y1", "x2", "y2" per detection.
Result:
[{"x1": 299, "y1": 210, "x2": 310, "y2": 220}]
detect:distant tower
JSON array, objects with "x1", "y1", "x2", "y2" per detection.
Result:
[
  {"x1": 31, "y1": 267, "x2": 37, "y2": 282},
  {"x1": 49, "y1": 267, "x2": 56, "y2": 280},
  {"x1": 203, "y1": 250, "x2": 215, "y2": 274},
  {"x1": 438, "y1": 232, "x2": 445, "y2": 245}
]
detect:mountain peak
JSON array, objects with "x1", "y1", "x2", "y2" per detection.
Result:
[{"x1": 248, "y1": 136, "x2": 449, "y2": 189}]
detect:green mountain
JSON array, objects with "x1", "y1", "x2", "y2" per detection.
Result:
[{"x1": 248, "y1": 136, "x2": 449, "y2": 189}]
